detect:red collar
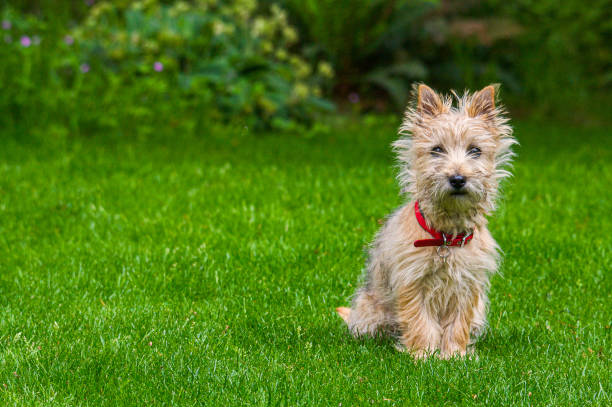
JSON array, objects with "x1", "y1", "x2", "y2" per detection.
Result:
[{"x1": 413, "y1": 201, "x2": 474, "y2": 248}]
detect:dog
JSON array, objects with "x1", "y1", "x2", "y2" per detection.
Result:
[{"x1": 336, "y1": 84, "x2": 516, "y2": 359}]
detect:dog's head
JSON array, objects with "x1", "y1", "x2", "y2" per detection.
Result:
[{"x1": 394, "y1": 84, "x2": 516, "y2": 229}]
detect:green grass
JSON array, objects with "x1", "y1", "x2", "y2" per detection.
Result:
[{"x1": 0, "y1": 118, "x2": 610, "y2": 406}]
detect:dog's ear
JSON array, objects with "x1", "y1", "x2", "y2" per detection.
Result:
[
  {"x1": 417, "y1": 84, "x2": 444, "y2": 117},
  {"x1": 468, "y1": 85, "x2": 497, "y2": 118}
]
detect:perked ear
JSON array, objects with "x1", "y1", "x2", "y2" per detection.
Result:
[
  {"x1": 417, "y1": 84, "x2": 444, "y2": 117},
  {"x1": 468, "y1": 85, "x2": 497, "y2": 118}
]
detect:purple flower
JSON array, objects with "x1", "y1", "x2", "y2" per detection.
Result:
[
  {"x1": 2, "y1": 20, "x2": 10, "y2": 30},
  {"x1": 348, "y1": 92, "x2": 360, "y2": 104},
  {"x1": 84, "y1": 0, "x2": 95, "y2": 6},
  {"x1": 20, "y1": 36, "x2": 31, "y2": 47},
  {"x1": 80, "y1": 63, "x2": 90, "y2": 73},
  {"x1": 153, "y1": 61, "x2": 163, "y2": 72},
  {"x1": 64, "y1": 35, "x2": 74, "y2": 45}
]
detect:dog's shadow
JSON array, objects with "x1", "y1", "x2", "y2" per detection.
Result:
[
  {"x1": 299, "y1": 320, "x2": 398, "y2": 351},
  {"x1": 301, "y1": 321, "x2": 554, "y2": 362},
  {"x1": 471, "y1": 326, "x2": 557, "y2": 359}
]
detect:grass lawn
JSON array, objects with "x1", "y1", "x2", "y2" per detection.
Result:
[{"x1": 0, "y1": 118, "x2": 610, "y2": 406}]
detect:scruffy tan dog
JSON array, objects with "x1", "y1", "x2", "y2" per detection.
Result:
[{"x1": 336, "y1": 84, "x2": 516, "y2": 359}]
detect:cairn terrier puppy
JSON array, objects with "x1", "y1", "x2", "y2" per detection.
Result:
[{"x1": 336, "y1": 84, "x2": 516, "y2": 358}]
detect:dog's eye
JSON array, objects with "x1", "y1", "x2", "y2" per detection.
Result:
[
  {"x1": 468, "y1": 146, "x2": 481, "y2": 158},
  {"x1": 431, "y1": 146, "x2": 444, "y2": 156}
]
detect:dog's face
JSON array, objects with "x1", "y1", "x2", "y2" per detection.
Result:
[{"x1": 395, "y1": 84, "x2": 516, "y2": 221}]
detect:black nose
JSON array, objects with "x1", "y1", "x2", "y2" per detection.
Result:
[{"x1": 449, "y1": 175, "x2": 466, "y2": 190}]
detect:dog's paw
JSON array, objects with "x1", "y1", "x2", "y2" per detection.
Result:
[
  {"x1": 439, "y1": 350, "x2": 466, "y2": 360},
  {"x1": 440, "y1": 347, "x2": 479, "y2": 360},
  {"x1": 466, "y1": 345, "x2": 479, "y2": 360},
  {"x1": 395, "y1": 343, "x2": 437, "y2": 360},
  {"x1": 394, "y1": 342, "x2": 407, "y2": 353}
]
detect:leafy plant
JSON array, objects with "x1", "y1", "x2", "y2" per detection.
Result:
[
  {"x1": 410, "y1": 0, "x2": 611, "y2": 115},
  {"x1": 0, "y1": 9, "x2": 59, "y2": 132},
  {"x1": 276, "y1": 0, "x2": 437, "y2": 109},
  {"x1": 0, "y1": 1, "x2": 335, "y2": 137},
  {"x1": 71, "y1": 0, "x2": 334, "y2": 132}
]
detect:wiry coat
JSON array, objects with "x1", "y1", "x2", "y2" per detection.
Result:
[{"x1": 337, "y1": 84, "x2": 516, "y2": 358}]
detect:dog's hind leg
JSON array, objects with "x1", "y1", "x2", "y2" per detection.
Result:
[{"x1": 337, "y1": 287, "x2": 391, "y2": 337}]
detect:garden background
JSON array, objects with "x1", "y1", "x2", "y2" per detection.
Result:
[{"x1": 0, "y1": 0, "x2": 610, "y2": 405}]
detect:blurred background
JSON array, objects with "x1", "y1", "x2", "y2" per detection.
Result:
[{"x1": 1, "y1": 0, "x2": 610, "y2": 139}]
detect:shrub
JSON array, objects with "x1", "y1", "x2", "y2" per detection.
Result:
[
  {"x1": 276, "y1": 0, "x2": 610, "y2": 119},
  {"x1": 276, "y1": 0, "x2": 437, "y2": 109},
  {"x1": 0, "y1": 9, "x2": 61, "y2": 133},
  {"x1": 0, "y1": 1, "x2": 334, "y2": 138},
  {"x1": 73, "y1": 0, "x2": 334, "y2": 132},
  {"x1": 497, "y1": 0, "x2": 611, "y2": 104}
]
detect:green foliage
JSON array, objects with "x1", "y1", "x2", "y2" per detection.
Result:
[
  {"x1": 424, "y1": 0, "x2": 612, "y2": 111},
  {"x1": 277, "y1": 0, "x2": 437, "y2": 108},
  {"x1": 1, "y1": 0, "x2": 609, "y2": 135},
  {"x1": 0, "y1": 1, "x2": 334, "y2": 137},
  {"x1": 275, "y1": 0, "x2": 610, "y2": 117},
  {"x1": 0, "y1": 9, "x2": 63, "y2": 133},
  {"x1": 75, "y1": 0, "x2": 334, "y2": 131},
  {"x1": 499, "y1": 0, "x2": 611, "y2": 103}
]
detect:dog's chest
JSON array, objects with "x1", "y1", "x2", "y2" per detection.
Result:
[
  {"x1": 427, "y1": 240, "x2": 497, "y2": 295},
  {"x1": 409, "y1": 247, "x2": 494, "y2": 313},
  {"x1": 407, "y1": 238, "x2": 496, "y2": 286},
  {"x1": 387, "y1": 204, "x2": 499, "y2": 291}
]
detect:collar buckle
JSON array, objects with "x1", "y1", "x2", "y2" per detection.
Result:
[
  {"x1": 437, "y1": 235, "x2": 451, "y2": 263},
  {"x1": 413, "y1": 201, "x2": 474, "y2": 250}
]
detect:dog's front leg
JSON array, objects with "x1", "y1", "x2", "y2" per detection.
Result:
[
  {"x1": 439, "y1": 292, "x2": 478, "y2": 358},
  {"x1": 396, "y1": 282, "x2": 442, "y2": 358}
]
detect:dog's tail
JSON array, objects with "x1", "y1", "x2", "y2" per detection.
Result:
[{"x1": 335, "y1": 307, "x2": 351, "y2": 323}]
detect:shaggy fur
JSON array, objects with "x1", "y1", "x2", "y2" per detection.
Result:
[{"x1": 336, "y1": 84, "x2": 516, "y2": 359}]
